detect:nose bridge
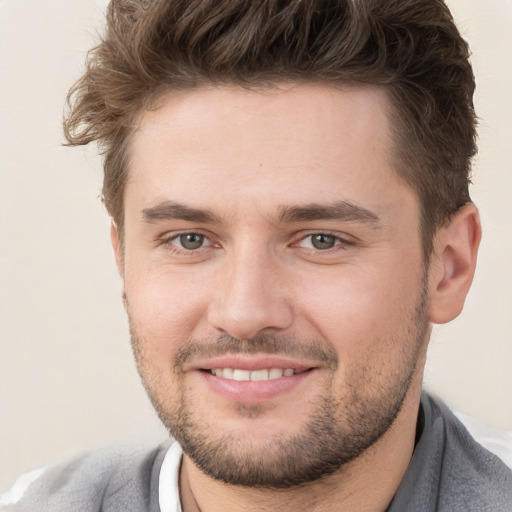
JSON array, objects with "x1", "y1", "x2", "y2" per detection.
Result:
[{"x1": 208, "y1": 239, "x2": 293, "y2": 339}]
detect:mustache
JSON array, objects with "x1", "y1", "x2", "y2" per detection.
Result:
[{"x1": 174, "y1": 333, "x2": 339, "y2": 372}]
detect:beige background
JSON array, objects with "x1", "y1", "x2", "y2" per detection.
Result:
[{"x1": 0, "y1": 0, "x2": 511, "y2": 490}]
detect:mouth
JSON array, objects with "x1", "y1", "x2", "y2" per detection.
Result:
[
  {"x1": 206, "y1": 367, "x2": 309, "y2": 381},
  {"x1": 194, "y1": 357, "x2": 318, "y2": 402}
]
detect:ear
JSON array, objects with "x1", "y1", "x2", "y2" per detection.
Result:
[
  {"x1": 428, "y1": 203, "x2": 481, "y2": 324},
  {"x1": 110, "y1": 221, "x2": 124, "y2": 277}
]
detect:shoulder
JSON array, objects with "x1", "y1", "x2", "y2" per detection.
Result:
[
  {"x1": 391, "y1": 393, "x2": 512, "y2": 512},
  {"x1": 452, "y1": 407, "x2": 512, "y2": 470},
  {"x1": 427, "y1": 394, "x2": 512, "y2": 510},
  {"x1": 0, "y1": 440, "x2": 172, "y2": 512}
]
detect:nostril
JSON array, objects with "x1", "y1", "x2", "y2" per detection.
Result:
[{"x1": 207, "y1": 300, "x2": 294, "y2": 341}]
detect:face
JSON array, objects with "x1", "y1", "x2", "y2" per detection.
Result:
[{"x1": 118, "y1": 84, "x2": 431, "y2": 487}]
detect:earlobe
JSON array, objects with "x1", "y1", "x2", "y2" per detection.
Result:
[
  {"x1": 110, "y1": 221, "x2": 124, "y2": 277},
  {"x1": 428, "y1": 203, "x2": 481, "y2": 324}
]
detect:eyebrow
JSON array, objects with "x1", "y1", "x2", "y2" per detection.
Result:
[
  {"x1": 276, "y1": 201, "x2": 380, "y2": 225},
  {"x1": 142, "y1": 201, "x2": 221, "y2": 224},
  {"x1": 141, "y1": 200, "x2": 380, "y2": 226}
]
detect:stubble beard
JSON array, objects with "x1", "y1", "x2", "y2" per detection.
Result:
[{"x1": 128, "y1": 285, "x2": 430, "y2": 489}]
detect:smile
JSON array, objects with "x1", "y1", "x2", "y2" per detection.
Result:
[
  {"x1": 201, "y1": 365, "x2": 314, "y2": 402},
  {"x1": 210, "y1": 368, "x2": 305, "y2": 381}
]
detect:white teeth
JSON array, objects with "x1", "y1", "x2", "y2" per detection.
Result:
[
  {"x1": 269, "y1": 368, "x2": 284, "y2": 379},
  {"x1": 250, "y1": 369, "x2": 269, "y2": 381},
  {"x1": 232, "y1": 369, "x2": 251, "y2": 381},
  {"x1": 222, "y1": 368, "x2": 234, "y2": 380},
  {"x1": 210, "y1": 368, "x2": 297, "y2": 381}
]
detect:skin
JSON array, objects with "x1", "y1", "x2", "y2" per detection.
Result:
[{"x1": 112, "y1": 84, "x2": 481, "y2": 511}]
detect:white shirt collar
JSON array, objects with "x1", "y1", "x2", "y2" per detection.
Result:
[{"x1": 159, "y1": 441, "x2": 184, "y2": 512}]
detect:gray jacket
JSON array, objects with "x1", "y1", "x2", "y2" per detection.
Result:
[{"x1": 3, "y1": 394, "x2": 512, "y2": 511}]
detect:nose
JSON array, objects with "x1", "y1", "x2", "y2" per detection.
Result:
[{"x1": 207, "y1": 247, "x2": 294, "y2": 340}]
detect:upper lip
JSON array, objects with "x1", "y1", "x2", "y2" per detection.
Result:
[{"x1": 190, "y1": 355, "x2": 318, "y2": 372}]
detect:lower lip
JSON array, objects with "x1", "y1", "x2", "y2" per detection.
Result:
[{"x1": 198, "y1": 370, "x2": 313, "y2": 402}]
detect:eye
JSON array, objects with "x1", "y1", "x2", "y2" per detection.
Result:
[
  {"x1": 300, "y1": 233, "x2": 341, "y2": 250},
  {"x1": 310, "y1": 234, "x2": 338, "y2": 250},
  {"x1": 173, "y1": 233, "x2": 207, "y2": 250},
  {"x1": 157, "y1": 230, "x2": 219, "y2": 258}
]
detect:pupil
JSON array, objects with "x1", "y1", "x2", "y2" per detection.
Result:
[
  {"x1": 180, "y1": 233, "x2": 204, "y2": 250},
  {"x1": 312, "y1": 234, "x2": 335, "y2": 250}
]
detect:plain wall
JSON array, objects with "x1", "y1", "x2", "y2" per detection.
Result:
[{"x1": 1, "y1": 0, "x2": 511, "y2": 490}]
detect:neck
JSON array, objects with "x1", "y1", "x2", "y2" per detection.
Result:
[{"x1": 179, "y1": 376, "x2": 424, "y2": 512}]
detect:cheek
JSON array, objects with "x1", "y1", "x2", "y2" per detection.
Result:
[
  {"x1": 124, "y1": 263, "x2": 213, "y2": 357},
  {"x1": 296, "y1": 261, "x2": 423, "y2": 355}
]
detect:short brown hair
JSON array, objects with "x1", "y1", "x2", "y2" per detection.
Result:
[{"x1": 64, "y1": 0, "x2": 477, "y2": 256}]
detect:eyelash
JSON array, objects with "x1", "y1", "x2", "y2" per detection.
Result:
[
  {"x1": 157, "y1": 231, "x2": 213, "y2": 255},
  {"x1": 294, "y1": 232, "x2": 354, "y2": 253},
  {"x1": 157, "y1": 230, "x2": 354, "y2": 256}
]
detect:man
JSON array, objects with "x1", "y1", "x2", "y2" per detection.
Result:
[{"x1": 2, "y1": 0, "x2": 511, "y2": 511}]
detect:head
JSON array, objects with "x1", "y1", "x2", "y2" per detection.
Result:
[
  {"x1": 63, "y1": 0, "x2": 481, "y2": 490},
  {"x1": 64, "y1": 0, "x2": 477, "y2": 260}
]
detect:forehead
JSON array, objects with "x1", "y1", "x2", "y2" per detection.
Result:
[{"x1": 126, "y1": 84, "x2": 416, "y2": 222}]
